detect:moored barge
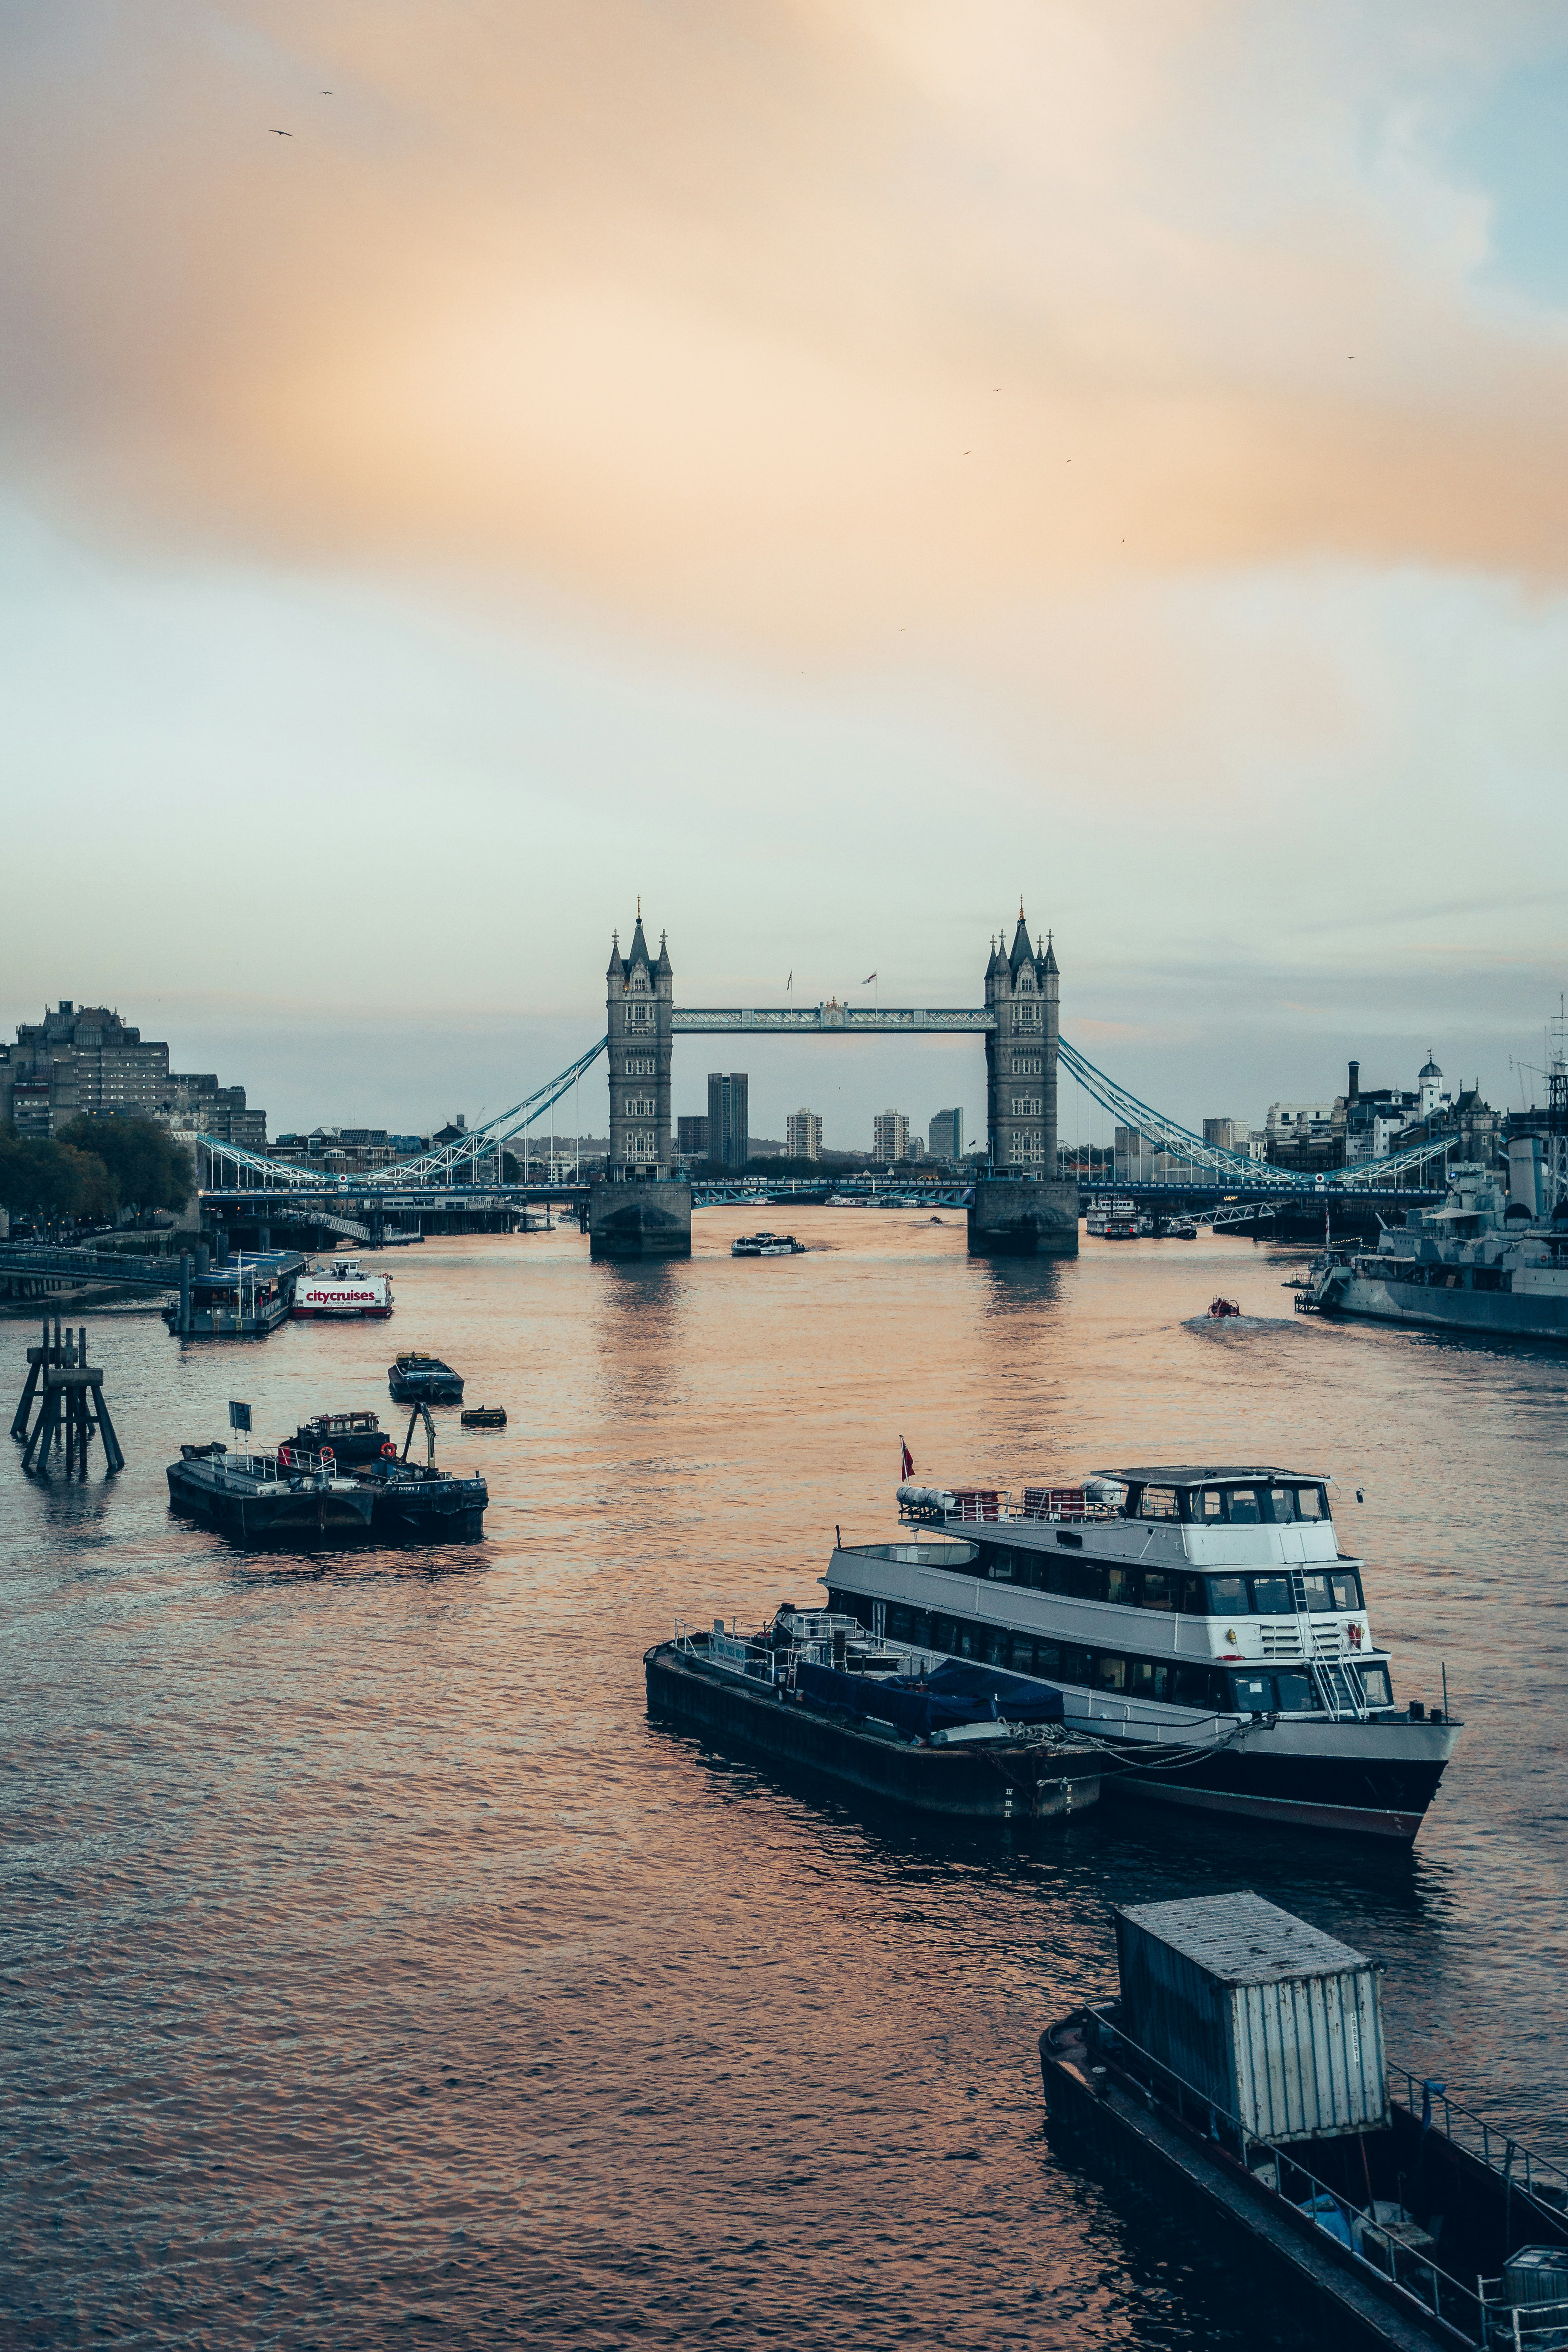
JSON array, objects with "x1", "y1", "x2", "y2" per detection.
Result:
[
  {"x1": 167, "y1": 1441, "x2": 375, "y2": 1542},
  {"x1": 388, "y1": 1351, "x2": 464, "y2": 1405},
  {"x1": 645, "y1": 1607, "x2": 1103, "y2": 1821},
  {"x1": 1042, "y1": 1891, "x2": 1568, "y2": 2351}
]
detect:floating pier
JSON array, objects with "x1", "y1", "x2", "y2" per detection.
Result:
[{"x1": 11, "y1": 1318, "x2": 125, "y2": 1475}]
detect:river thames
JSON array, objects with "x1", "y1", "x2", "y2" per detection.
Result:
[{"x1": 4, "y1": 1213, "x2": 1566, "y2": 2348}]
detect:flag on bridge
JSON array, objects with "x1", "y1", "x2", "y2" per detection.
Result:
[
  {"x1": 900, "y1": 1436, "x2": 914, "y2": 1480},
  {"x1": 862, "y1": 971, "x2": 876, "y2": 986}
]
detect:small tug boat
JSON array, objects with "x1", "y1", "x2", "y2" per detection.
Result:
[
  {"x1": 166, "y1": 1441, "x2": 376, "y2": 1543},
  {"x1": 731, "y1": 1231, "x2": 806, "y2": 1257},
  {"x1": 388, "y1": 1351, "x2": 464, "y2": 1404},
  {"x1": 460, "y1": 1406, "x2": 507, "y2": 1429},
  {"x1": 1041, "y1": 1891, "x2": 1568, "y2": 2351},
  {"x1": 291, "y1": 1258, "x2": 393, "y2": 1320},
  {"x1": 289, "y1": 1409, "x2": 393, "y2": 1467},
  {"x1": 354, "y1": 1401, "x2": 487, "y2": 1538},
  {"x1": 645, "y1": 1605, "x2": 1103, "y2": 1821}
]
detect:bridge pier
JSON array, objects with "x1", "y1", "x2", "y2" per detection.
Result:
[
  {"x1": 588, "y1": 1176, "x2": 692, "y2": 1261},
  {"x1": 968, "y1": 1176, "x2": 1079, "y2": 1257}
]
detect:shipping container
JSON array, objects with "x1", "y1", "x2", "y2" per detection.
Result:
[{"x1": 1112, "y1": 1891, "x2": 1388, "y2": 2147}]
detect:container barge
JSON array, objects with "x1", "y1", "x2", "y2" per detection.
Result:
[
  {"x1": 645, "y1": 1607, "x2": 1103, "y2": 1821},
  {"x1": 1041, "y1": 1890, "x2": 1568, "y2": 2350}
]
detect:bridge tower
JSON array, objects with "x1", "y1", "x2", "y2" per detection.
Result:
[
  {"x1": 984, "y1": 907, "x2": 1059, "y2": 1174},
  {"x1": 592, "y1": 908, "x2": 690, "y2": 1258},
  {"x1": 970, "y1": 906, "x2": 1076, "y2": 1257},
  {"x1": 607, "y1": 910, "x2": 674, "y2": 1178}
]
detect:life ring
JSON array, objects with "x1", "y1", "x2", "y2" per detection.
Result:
[
  {"x1": 319, "y1": 1446, "x2": 335, "y2": 1463},
  {"x1": 381, "y1": 1441, "x2": 397, "y2": 1458},
  {"x1": 1347, "y1": 1622, "x2": 1363, "y2": 1650}
]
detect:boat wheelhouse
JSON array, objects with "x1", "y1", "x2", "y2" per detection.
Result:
[{"x1": 824, "y1": 1463, "x2": 1459, "y2": 1842}]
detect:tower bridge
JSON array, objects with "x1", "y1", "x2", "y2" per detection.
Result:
[{"x1": 187, "y1": 902, "x2": 1458, "y2": 1263}]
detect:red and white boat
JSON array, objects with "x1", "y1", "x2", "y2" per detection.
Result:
[{"x1": 291, "y1": 1258, "x2": 394, "y2": 1320}]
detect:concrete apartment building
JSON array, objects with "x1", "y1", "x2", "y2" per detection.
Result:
[
  {"x1": 707, "y1": 1073, "x2": 749, "y2": 1172},
  {"x1": 785, "y1": 1109, "x2": 823, "y2": 1161},
  {"x1": 872, "y1": 1109, "x2": 910, "y2": 1163},
  {"x1": 2, "y1": 1000, "x2": 268, "y2": 1149},
  {"x1": 677, "y1": 1115, "x2": 710, "y2": 1161}
]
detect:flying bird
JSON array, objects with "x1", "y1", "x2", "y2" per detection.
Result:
[{"x1": 269, "y1": 127, "x2": 293, "y2": 136}]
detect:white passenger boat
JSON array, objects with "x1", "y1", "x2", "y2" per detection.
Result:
[
  {"x1": 731, "y1": 1231, "x2": 806, "y2": 1257},
  {"x1": 291, "y1": 1258, "x2": 394, "y2": 1319},
  {"x1": 824, "y1": 1463, "x2": 1460, "y2": 1843}
]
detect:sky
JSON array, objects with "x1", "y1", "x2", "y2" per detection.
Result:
[{"x1": 2, "y1": 1, "x2": 1567, "y2": 1148}]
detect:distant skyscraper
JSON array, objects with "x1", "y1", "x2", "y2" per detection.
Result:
[
  {"x1": 677, "y1": 1115, "x2": 709, "y2": 1160},
  {"x1": 785, "y1": 1108, "x2": 823, "y2": 1161},
  {"x1": 872, "y1": 1110, "x2": 910, "y2": 1163},
  {"x1": 707, "y1": 1073, "x2": 749, "y2": 1171},
  {"x1": 929, "y1": 1108, "x2": 963, "y2": 1160},
  {"x1": 1203, "y1": 1117, "x2": 1242, "y2": 1153}
]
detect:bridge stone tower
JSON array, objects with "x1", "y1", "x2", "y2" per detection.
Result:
[
  {"x1": 591, "y1": 909, "x2": 690, "y2": 1258},
  {"x1": 607, "y1": 911, "x2": 674, "y2": 1177},
  {"x1": 984, "y1": 907, "x2": 1059, "y2": 1174},
  {"x1": 970, "y1": 905, "x2": 1076, "y2": 1257}
]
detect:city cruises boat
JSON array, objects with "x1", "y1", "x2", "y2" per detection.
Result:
[
  {"x1": 645, "y1": 1605, "x2": 1104, "y2": 1821},
  {"x1": 387, "y1": 1351, "x2": 464, "y2": 1404},
  {"x1": 1297, "y1": 1161, "x2": 1568, "y2": 1342},
  {"x1": 731, "y1": 1231, "x2": 806, "y2": 1256},
  {"x1": 827, "y1": 1463, "x2": 1460, "y2": 1842},
  {"x1": 287, "y1": 1409, "x2": 392, "y2": 1467},
  {"x1": 1042, "y1": 1891, "x2": 1568, "y2": 2352},
  {"x1": 166, "y1": 1441, "x2": 376, "y2": 1543},
  {"x1": 291, "y1": 1258, "x2": 394, "y2": 1319}
]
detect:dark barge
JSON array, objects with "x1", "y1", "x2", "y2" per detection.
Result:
[
  {"x1": 1040, "y1": 1892, "x2": 1568, "y2": 2351},
  {"x1": 645, "y1": 1612, "x2": 1103, "y2": 1822}
]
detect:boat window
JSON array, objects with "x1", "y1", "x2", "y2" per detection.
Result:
[
  {"x1": 1231, "y1": 1672, "x2": 1274, "y2": 1713},
  {"x1": 1273, "y1": 1669, "x2": 1322, "y2": 1713},
  {"x1": 1291, "y1": 1485, "x2": 1330, "y2": 1521},
  {"x1": 1142, "y1": 1570, "x2": 1176, "y2": 1613},
  {"x1": 1057, "y1": 1645, "x2": 1092, "y2": 1684},
  {"x1": 1176, "y1": 1575, "x2": 1210, "y2": 1615},
  {"x1": 1016, "y1": 1551, "x2": 1047, "y2": 1590},
  {"x1": 1299, "y1": 1573, "x2": 1337, "y2": 1614},
  {"x1": 1205, "y1": 1575, "x2": 1248, "y2": 1616},
  {"x1": 1358, "y1": 1664, "x2": 1393, "y2": 1708},
  {"x1": 1198, "y1": 1490, "x2": 1225, "y2": 1522},
  {"x1": 1265, "y1": 1487, "x2": 1296, "y2": 1522},
  {"x1": 981, "y1": 1626, "x2": 1009, "y2": 1668},
  {"x1": 955, "y1": 1624, "x2": 977, "y2": 1659},
  {"x1": 1171, "y1": 1664, "x2": 1220, "y2": 1708},
  {"x1": 1128, "y1": 1660, "x2": 1169, "y2": 1701},
  {"x1": 1059, "y1": 1557, "x2": 1105, "y2": 1603},
  {"x1": 1137, "y1": 1486, "x2": 1180, "y2": 1521},
  {"x1": 987, "y1": 1549, "x2": 1014, "y2": 1581},
  {"x1": 1330, "y1": 1569, "x2": 1363, "y2": 1611},
  {"x1": 1008, "y1": 1636, "x2": 1036, "y2": 1675},
  {"x1": 1250, "y1": 1575, "x2": 1293, "y2": 1615},
  {"x1": 1031, "y1": 1641, "x2": 1062, "y2": 1677},
  {"x1": 930, "y1": 1615, "x2": 958, "y2": 1652},
  {"x1": 1227, "y1": 1487, "x2": 1263, "y2": 1524},
  {"x1": 1105, "y1": 1566, "x2": 1136, "y2": 1607},
  {"x1": 887, "y1": 1606, "x2": 913, "y2": 1642},
  {"x1": 1094, "y1": 1654, "x2": 1127, "y2": 1691}
]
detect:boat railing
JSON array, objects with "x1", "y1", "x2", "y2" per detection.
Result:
[
  {"x1": 226, "y1": 1446, "x2": 340, "y2": 1484},
  {"x1": 938, "y1": 1490, "x2": 1120, "y2": 1526},
  {"x1": 1387, "y1": 2067, "x2": 1568, "y2": 2231},
  {"x1": 1082, "y1": 2004, "x2": 1503, "y2": 2348}
]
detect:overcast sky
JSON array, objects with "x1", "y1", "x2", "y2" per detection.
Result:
[{"x1": 3, "y1": 2, "x2": 1566, "y2": 1147}]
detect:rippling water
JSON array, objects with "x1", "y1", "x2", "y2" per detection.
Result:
[{"x1": 4, "y1": 1214, "x2": 1567, "y2": 2348}]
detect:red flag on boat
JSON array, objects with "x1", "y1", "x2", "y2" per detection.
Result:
[{"x1": 900, "y1": 1437, "x2": 914, "y2": 1480}]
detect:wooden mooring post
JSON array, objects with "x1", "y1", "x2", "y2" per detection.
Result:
[{"x1": 11, "y1": 1317, "x2": 125, "y2": 1475}]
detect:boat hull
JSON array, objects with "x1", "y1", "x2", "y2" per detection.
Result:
[
  {"x1": 359, "y1": 1474, "x2": 488, "y2": 1541},
  {"x1": 166, "y1": 1463, "x2": 376, "y2": 1544},
  {"x1": 644, "y1": 1644, "x2": 1102, "y2": 1822},
  {"x1": 1317, "y1": 1269, "x2": 1568, "y2": 1343}
]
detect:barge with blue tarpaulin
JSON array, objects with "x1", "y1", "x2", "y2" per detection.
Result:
[{"x1": 645, "y1": 1605, "x2": 1103, "y2": 1820}]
